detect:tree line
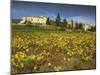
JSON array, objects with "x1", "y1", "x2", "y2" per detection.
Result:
[{"x1": 46, "y1": 13, "x2": 96, "y2": 32}]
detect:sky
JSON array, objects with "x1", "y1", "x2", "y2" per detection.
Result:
[{"x1": 11, "y1": 1, "x2": 96, "y2": 25}]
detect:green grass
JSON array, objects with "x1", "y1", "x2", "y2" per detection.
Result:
[{"x1": 12, "y1": 25, "x2": 64, "y2": 33}]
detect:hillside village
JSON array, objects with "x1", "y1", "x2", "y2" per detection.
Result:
[{"x1": 12, "y1": 15, "x2": 96, "y2": 32}]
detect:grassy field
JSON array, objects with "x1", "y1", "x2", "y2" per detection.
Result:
[
  {"x1": 12, "y1": 25, "x2": 61, "y2": 32},
  {"x1": 12, "y1": 25, "x2": 96, "y2": 74}
]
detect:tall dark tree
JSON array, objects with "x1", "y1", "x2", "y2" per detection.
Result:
[
  {"x1": 56, "y1": 13, "x2": 61, "y2": 26},
  {"x1": 91, "y1": 26, "x2": 96, "y2": 32},
  {"x1": 63, "y1": 19, "x2": 68, "y2": 27},
  {"x1": 70, "y1": 19, "x2": 74, "y2": 29},
  {"x1": 46, "y1": 17, "x2": 50, "y2": 25},
  {"x1": 75, "y1": 22, "x2": 79, "y2": 29},
  {"x1": 78, "y1": 23, "x2": 83, "y2": 29}
]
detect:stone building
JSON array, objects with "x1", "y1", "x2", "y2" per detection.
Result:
[
  {"x1": 83, "y1": 24, "x2": 92, "y2": 31},
  {"x1": 67, "y1": 20, "x2": 92, "y2": 31},
  {"x1": 19, "y1": 16, "x2": 47, "y2": 26}
]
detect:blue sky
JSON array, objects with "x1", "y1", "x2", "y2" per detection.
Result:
[{"x1": 12, "y1": 1, "x2": 96, "y2": 25}]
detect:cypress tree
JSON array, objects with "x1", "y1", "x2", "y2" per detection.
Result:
[
  {"x1": 56, "y1": 13, "x2": 61, "y2": 26},
  {"x1": 63, "y1": 19, "x2": 67, "y2": 27},
  {"x1": 46, "y1": 17, "x2": 50, "y2": 25}
]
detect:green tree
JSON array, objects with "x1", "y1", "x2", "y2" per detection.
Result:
[
  {"x1": 46, "y1": 17, "x2": 50, "y2": 25},
  {"x1": 63, "y1": 19, "x2": 68, "y2": 28},
  {"x1": 56, "y1": 13, "x2": 61, "y2": 26},
  {"x1": 70, "y1": 19, "x2": 73, "y2": 29},
  {"x1": 91, "y1": 26, "x2": 96, "y2": 32},
  {"x1": 75, "y1": 22, "x2": 79, "y2": 29},
  {"x1": 78, "y1": 23, "x2": 83, "y2": 29},
  {"x1": 49, "y1": 20, "x2": 56, "y2": 26}
]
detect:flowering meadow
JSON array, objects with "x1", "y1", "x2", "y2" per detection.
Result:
[{"x1": 12, "y1": 32, "x2": 96, "y2": 74}]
